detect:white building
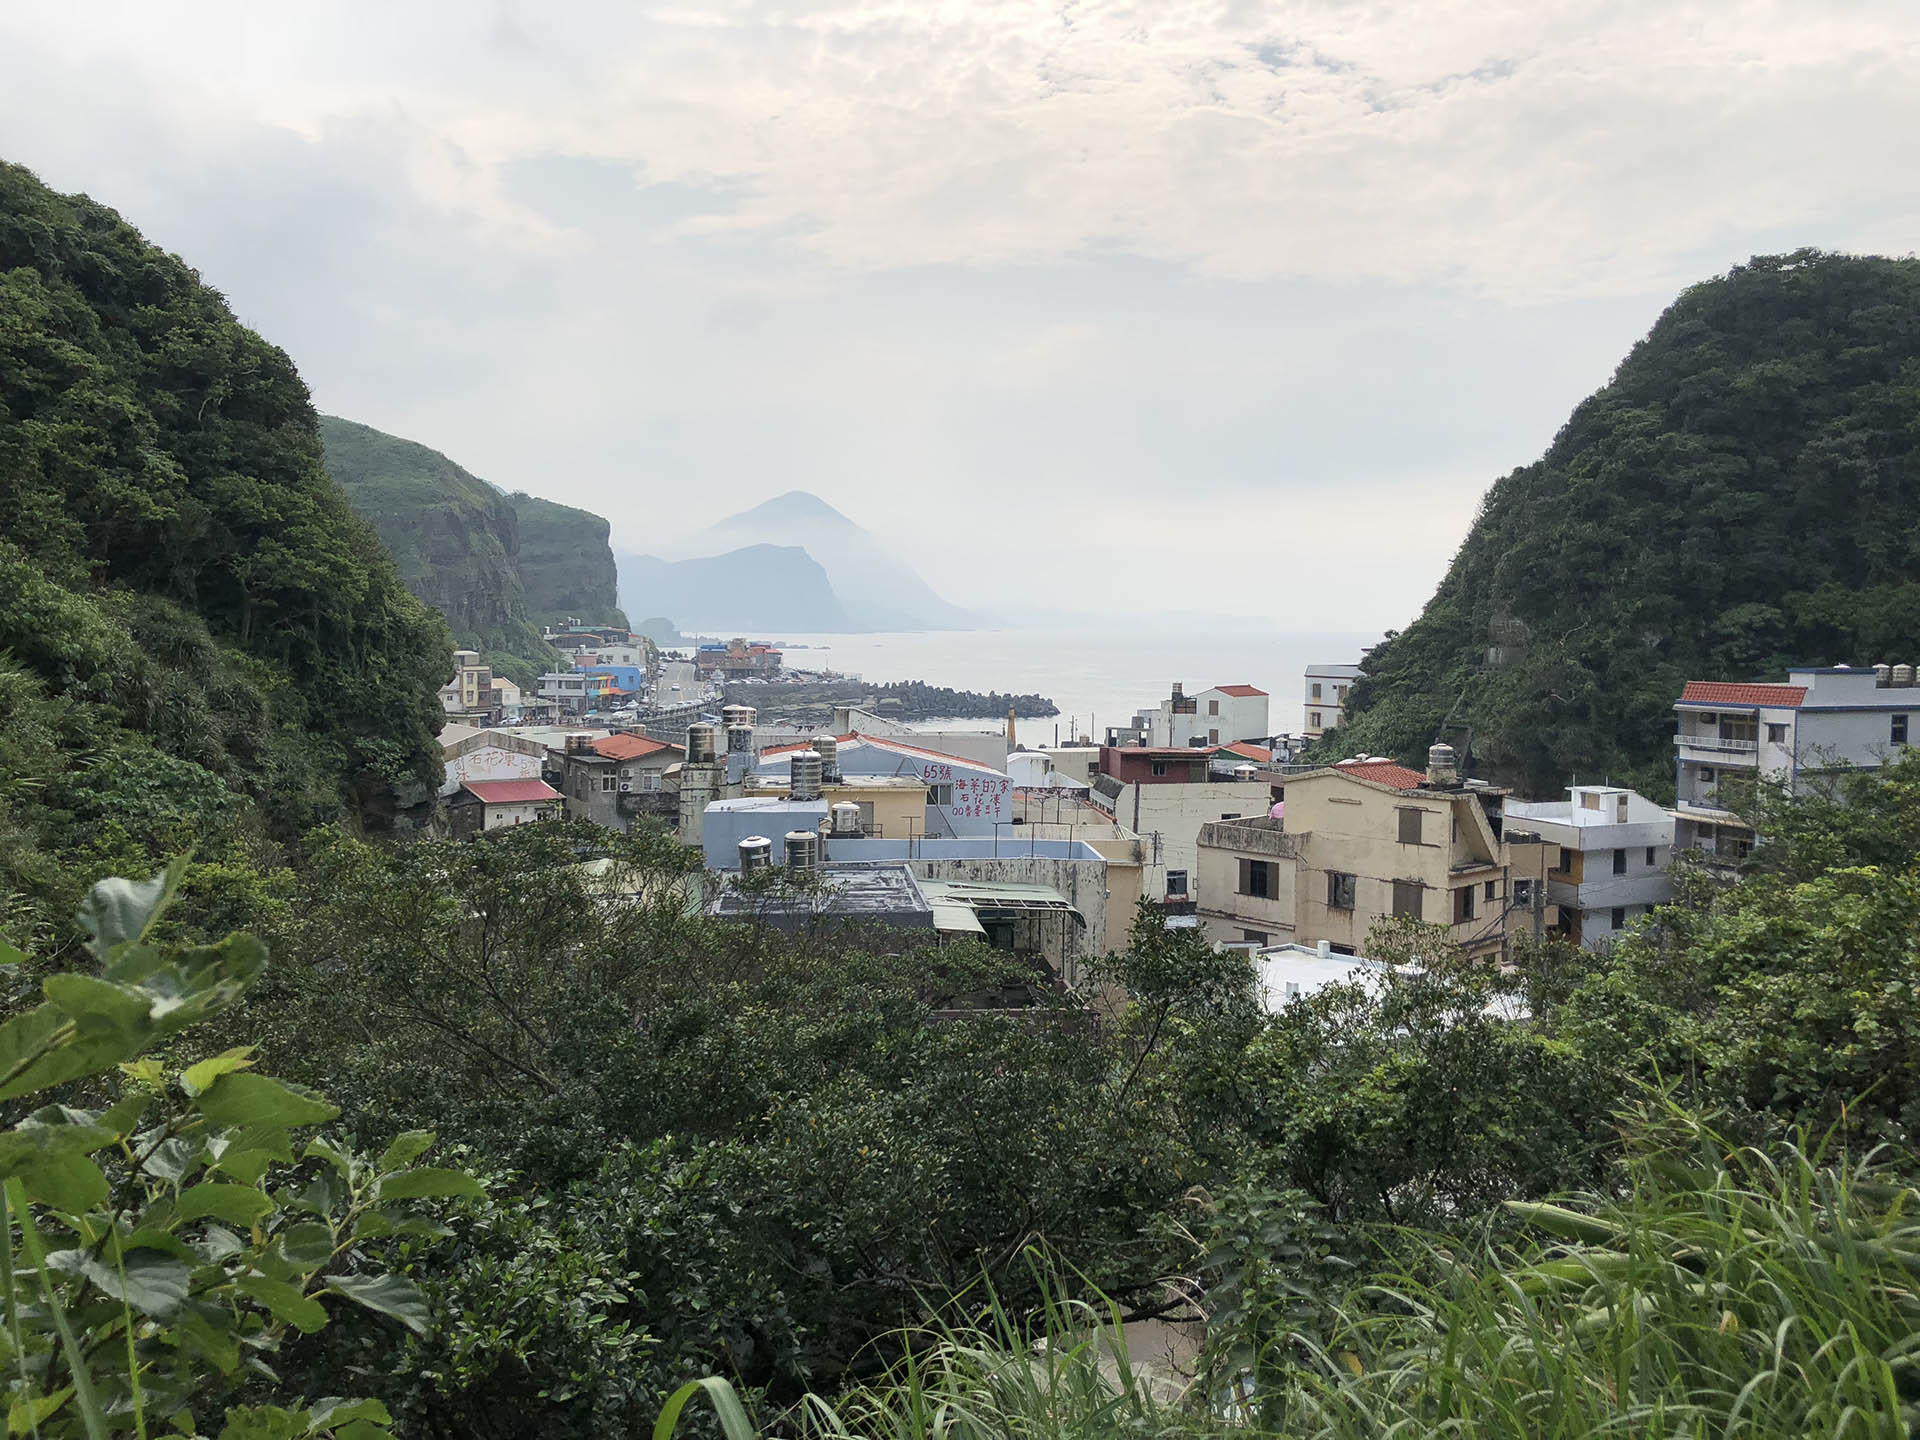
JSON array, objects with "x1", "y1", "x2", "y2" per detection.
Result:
[
  {"x1": 1303, "y1": 664, "x2": 1363, "y2": 739},
  {"x1": 752, "y1": 735, "x2": 1014, "y2": 837},
  {"x1": 1504, "y1": 785, "x2": 1673, "y2": 948},
  {"x1": 438, "y1": 724, "x2": 549, "y2": 799},
  {"x1": 1135, "y1": 684, "x2": 1270, "y2": 749},
  {"x1": 1672, "y1": 666, "x2": 1920, "y2": 868}
]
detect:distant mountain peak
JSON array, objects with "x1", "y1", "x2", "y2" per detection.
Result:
[{"x1": 714, "y1": 490, "x2": 861, "y2": 532}]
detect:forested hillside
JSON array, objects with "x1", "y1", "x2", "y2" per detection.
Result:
[
  {"x1": 511, "y1": 491, "x2": 628, "y2": 629},
  {"x1": 1327, "y1": 250, "x2": 1920, "y2": 797},
  {"x1": 320, "y1": 416, "x2": 559, "y2": 687},
  {"x1": 0, "y1": 162, "x2": 448, "y2": 935}
]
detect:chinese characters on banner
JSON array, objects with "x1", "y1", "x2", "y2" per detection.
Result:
[{"x1": 923, "y1": 763, "x2": 1011, "y2": 821}]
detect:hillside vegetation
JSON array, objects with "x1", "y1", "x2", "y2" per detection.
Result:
[
  {"x1": 320, "y1": 416, "x2": 558, "y2": 687},
  {"x1": 1327, "y1": 250, "x2": 1920, "y2": 797},
  {"x1": 0, "y1": 161, "x2": 448, "y2": 934},
  {"x1": 511, "y1": 491, "x2": 628, "y2": 630}
]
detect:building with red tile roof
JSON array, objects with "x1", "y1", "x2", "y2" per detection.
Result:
[
  {"x1": 1678, "y1": 681, "x2": 1809, "y2": 707},
  {"x1": 448, "y1": 778, "x2": 562, "y2": 840}
]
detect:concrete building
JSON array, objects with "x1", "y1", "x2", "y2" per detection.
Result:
[
  {"x1": 536, "y1": 671, "x2": 620, "y2": 715},
  {"x1": 1008, "y1": 751, "x2": 1091, "y2": 790},
  {"x1": 1193, "y1": 751, "x2": 1554, "y2": 962},
  {"x1": 557, "y1": 732, "x2": 685, "y2": 832},
  {"x1": 1672, "y1": 666, "x2": 1920, "y2": 868},
  {"x1": 747, "y1": 707, "x2": 1011, "y2": 774},
  {"x1": 439, "y1": 651, "x2": 525, "y2": 724},
  {"x1": 447, "y1": 778, "x2": 563, "y2": 839},
  {"x1": 1108, "y1": 683, "x2": 1272, "y2": 749},
  {"x1": 1090, "y1": 746, "x2": 1278, "y2": 913},
  {"x1": 438, "y1": 724, "x2": 549, "y2": 799},
  {"x1": 754, "y1": 735, "x2": 1013, "y2": 837},
  {"x1": 1303, "y1": 664, "x2": 1363, "y2": 739},
  {"x1": 1504, "y1": 785, "x2": 1673, "y2": 947}
]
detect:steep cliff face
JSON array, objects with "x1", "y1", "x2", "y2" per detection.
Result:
[
  {"x1": 511, "y1": 494, "x2": 629, "y2": 629},
  {"x1": 1327, "y1": 250, "x2": 1920, "y2": 798},
  {"x1": 319, "y1": 417, "x2": 532, "y2": 642}
]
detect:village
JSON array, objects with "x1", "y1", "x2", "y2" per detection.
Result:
[{"x1": 435, "y1": 622, "x2": 1920, "y2": 1008}]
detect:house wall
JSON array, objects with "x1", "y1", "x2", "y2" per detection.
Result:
[
  {"x1": 1102, "y1": 781, "x2": 1278, "y2": 900},
  {"x1": 740, "y1": 781, "x2": 927, "y2": 841},
  {"x1": 442, "y1": 735, "x2": 547, "y2": 798},
  {"x1": 483, "y1": 799, "x2": 552, "y2": 831},
  {"x1": 1195, "y1": 826, "x2": 1298, "y2": 947}
]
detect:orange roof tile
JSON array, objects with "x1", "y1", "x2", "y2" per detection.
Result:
[
  {"x1": 1680, "y1": 681, "x2": 1807, "y2": 707},
  {"x1": 1331, "y1": 759, "x2": 1428, "y2": 790},
  {"x1": 1213, "y1": 684, "x2": 1268, "y2": 697},
  {"x1": 594, "y1": 734, "x2": 680, "y2": 761},
  {"x1": 1221, "y1": 742, "x2": 1273, "y2": 762},
  {"x1": 462, "y1": 779, "x2": 560, "y2": 804}
]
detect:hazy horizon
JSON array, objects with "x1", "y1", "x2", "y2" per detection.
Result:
[{"x1": 5, "y1": 3, "x2": 1915, "y2": 634}]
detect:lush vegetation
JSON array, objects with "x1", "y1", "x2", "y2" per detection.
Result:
[
  {"x1": 734, "y1": 678, "x2": 1059, "y2": 722},
  {"x1": 11, "y1": 169, "x2": 1920, "y2": 1440},
  {"x1": 509, "y1": 493, "x2": 628, "y2": 634},
  {"x1": 1325, "y1": 250, "x2": 1920, "y2": 798},
  {"x1": 318, "y1": 417, "x2": 558, "y2": 690},
  {"x1": 0, "y1": 161, "x2": 449, "y2": 942}
]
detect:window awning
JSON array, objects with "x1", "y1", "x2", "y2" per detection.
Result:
[{"x1": 916, "y1": 879, "x2": 1087, "y2": 929}]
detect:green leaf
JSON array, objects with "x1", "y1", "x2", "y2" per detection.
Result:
[
  {"x1": 236, "y1": 1275, "x2": 328, "y2": 1334},
  {"x1": 8, "y1": 1386, "x2": 73, "y2": 1434},
  {"x1": 18, "y1": 1151, "x2": 109, "y2": 1214},
  {"x1": 215, "y1": 1405, "x2": 305, "y2": 1440},
  {"x1": 0, "y1": 1107, "x2": 118, "y2": 1182},
  {"x1": 177, "y1": 1301, "x2": 242, "y2": 1372},
  {"x1": 322, "y1": 1273, "x2": 430, "y2": 1336},
  {"x1": 375, "y1": 1168, "x2": 483, "y2": 1202},
  {"x1": 375, "y1": 1131, "x2": 435, "y2": 1173},
  {"x1": 177, "y1": 1183, "x2": 274, "y2": 1226},
  {"x1": 301, "y1": 1137, "x2": 354, "y2": 1176},
  {"x1": 142, "y1": 1135, "x2": 206, "y2": 1185},
  {"x1": 78, "y1": 862, "x2": 183, "y2": 958},
  {"x1": 1503, "y1": 1200, "x2": 1628, "y2": 1248},
  {"x1": 47, "y1": 1246, "x2": 191, "y2": 1319},
  {"x1": 653, "y1": 1377, "x2": 759, "y2": 1440},
  {"x1": 305, "y1": 1398, "x2": 393, "y2": 1430},
  {"x1": 195, "y1": 1074, "x2": 338, "y2": 1131},
  {"x1": 277, "y1": 1222, "x2": 336, "y2": 1271},
  {"x1": 182, "y1": 1047, "x2": 258, "y2": 1097}
]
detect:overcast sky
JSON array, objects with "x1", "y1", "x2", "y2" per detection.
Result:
[{"x1": 5, "y1": 2, "x2": 1917, "y2": 630}]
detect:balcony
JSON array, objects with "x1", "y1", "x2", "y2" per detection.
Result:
[
  {"x1": 1674, "y1": 793, "x2": 1743, "y2": 819},
  {"x1": 1674, "y1": 733, "x2": 1759, "y2": 758}
]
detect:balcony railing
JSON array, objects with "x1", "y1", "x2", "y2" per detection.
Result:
[{"x1": 1673, "y1": 734, "x2": 1758, "y2": 755}]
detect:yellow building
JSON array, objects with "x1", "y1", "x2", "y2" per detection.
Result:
[
  {"x1": 740, "y1": 775, "x2": 929, "y2": 840},
  {"x1": 1196, "y1": 748, "x2": 1554, "y2": 962}
]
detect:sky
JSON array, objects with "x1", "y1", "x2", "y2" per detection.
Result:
[{"x1": 4, "y1": 2, "x2": 1917, "y2": 631}]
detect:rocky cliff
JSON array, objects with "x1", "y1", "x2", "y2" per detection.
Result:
[{"x1": 511, "y1": 493, "x2": 629, "y2": 629}]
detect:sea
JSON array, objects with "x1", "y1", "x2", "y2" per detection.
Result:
[{"x1": 762, "y1": 627, "x2": 1384, "y2": 749}]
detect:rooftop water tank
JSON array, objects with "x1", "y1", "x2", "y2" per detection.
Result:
[
  {"x1": 738, "y1": 836, "x2": 773, "y2": 874},
  {"x1": 830, "y1": 801, "x2": 863, "y2": 836},
  {"x1": 790, "y1": 751, "x2": 825, "y2": 801},
  {"x1": 726, "y1": 724, "x2": 755, "y2": 755},
  {"x1": 722, "y1": 705, "x2": 756, "y2": 730},
  {"x1": 685, "y1": 723, "x2": 718, "y2": 763},
  {"x1": 1895, "y1": 664, "x2": 1916, "y2": 688},
  {"x1": 784, "y1": 830, "x2": 818, "y2": 870},
  {"x1": 812, "y1": 734, "x2": 841, "y2": 782}
]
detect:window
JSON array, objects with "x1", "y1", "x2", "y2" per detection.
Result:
[
  {"x1": 1239, "y1": 858, "x2": 1277, "y2": 899},
  {"x1": 1514, "y1": 879, "x2": 1534, "y2": 906},
  {"x1": 1699, "y1": 766, "x2": 1716, "y2": 782},
  {"x1": 1326, "y1": 871, "x2": 1357, "y2": 910},
  {"x1": 1580, "y1": 792, "x2": 1602, "y2": 812},
  {"x1": 601, "y1": 776, "x2": 616, "y2": 792},
  {"x1": 1556, "y1": 846, "x2": 1574, "y2": 873},
  {"x1": 1613, "y1": 848, "x2": 1628, "y2": 874},
  {"x1": 1611, "y1": 906, "x2": 1626, "y2": 930},
  {"x1": 1166, "y1": 870, "x2": 1189, "y2": 897},
  {"x1": 1896, "y1": 714, "x2": 1910, "y2": 744},
  {"x1": 640, "y1": 772, "x2": 661, "y2": 792},
  {"x1": 1329, "y1": 943, "x2": 1356, "y2": 956},
  {"x1": 1645, "y1": 846, "x2": 1657, "y2": 865},
  {"x1": 1485, "y1": 880, "x2": 1498, "y2": 901},
  {"x1": 1150, "y1": 762, "x2": 1168, "y2": 777},
  {"x1": 1309, "y1": 712, "x2": 1322, "y2": 728},
  {"x1": 1391, "y1": 879, "x2": 1423, "y2": 919},
  {"x1": 1767, "y1": 723, "x2": 1787, "y2": 744},
  {"x1": 1311, "y1": 683, "x2": 1323, "y2": 700},
  {"x1": 1242, "y1": 929, "x2": 1269, "y2": 945},
  {"x1": 1397, "y1": 807, "x2": 1425, "y2": 844},
  {"x1": 1284, "y1": 981, "x2": 1301, "y2": 1000},
  {"x1": 1209, "y1": 729, "x2": 1220, "y2": 744},
  {"x1": 1209, "y1": 699, "x2": 1220, "y2": 716},
  {"x1": 929, "y1": 784, "x2": 953, "y2": 805},
  {"x1": 1454, "y1": 886, "x2": 1477, "y2": 923}
]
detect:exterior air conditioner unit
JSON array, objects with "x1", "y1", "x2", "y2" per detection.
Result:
[{"x1": 619, "y1": 781, "x2": 633, "y2": 792}]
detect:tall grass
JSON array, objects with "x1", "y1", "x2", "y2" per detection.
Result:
[{"x1": 660, "y1": 1108, "x2": 1920, "y2": 1439}]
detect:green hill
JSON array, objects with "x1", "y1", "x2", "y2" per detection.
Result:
[
  {"x1": 320, "y1": 419, "x2": 627, "y2": 686},
  {"x1": 0, "y1": 161, "x2": 449, "y2": 927},
  {"x1": 319, "y1": 416, "x2": 558, "y2": 687},
  {"x1": 509, "y1": 491, "x2": 628, "y2": 630},
  {"x1": 1326, "y1": 250, "x2": 1920, "y2": 798}
]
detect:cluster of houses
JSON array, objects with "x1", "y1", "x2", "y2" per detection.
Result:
[{"x1": 432, "y1": 645, "x2": 1920, "y2": 1011}]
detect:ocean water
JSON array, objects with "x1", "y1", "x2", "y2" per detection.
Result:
[{"x1": 763, "y1": 627, "x2": 1383, "y2": 748}]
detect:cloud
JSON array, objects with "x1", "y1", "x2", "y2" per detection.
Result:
[{"x1": 2, "y1": 1, "x2": 1916, "y2": 629}]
